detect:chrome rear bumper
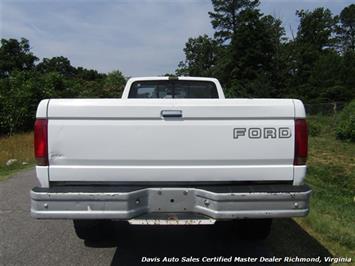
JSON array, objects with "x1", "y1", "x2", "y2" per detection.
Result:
[{"x1": 31, "y1": 185, "x2": 311, "y2": 220}]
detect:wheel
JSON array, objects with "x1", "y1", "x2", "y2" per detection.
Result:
[
  {"x1": 73, "y1": 219, "x2": 114, "y2": 241},
  {"x1": 235, "y1": 219, "x2": 272, "y2": 240}
]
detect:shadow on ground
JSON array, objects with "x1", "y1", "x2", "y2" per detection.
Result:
[{"x1": 85, "y1": 219, "x2": 332, "y2": 266}]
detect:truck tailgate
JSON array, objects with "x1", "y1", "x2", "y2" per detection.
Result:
[{"x1": 47, "y1": 99, "x2": 295, "y2": 183}]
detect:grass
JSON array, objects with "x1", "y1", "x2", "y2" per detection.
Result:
[
  {"x1": 295, "y1": 115, "x2": 355, "y2": 259},
  {"x1": 0, "y1": 132, "x2": 35, "y2": 180}
]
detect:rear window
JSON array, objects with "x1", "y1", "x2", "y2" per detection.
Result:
[{"x1": 128, "y1": 80, "x2": 218, "y2": 99}]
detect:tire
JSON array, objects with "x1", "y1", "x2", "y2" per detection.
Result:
[
  {"x1": 235, "y1": 219, "x2": 272, "y2": 240},
  {"x1": 73, "y1": 220, "x2": 114, "y2": 241}
]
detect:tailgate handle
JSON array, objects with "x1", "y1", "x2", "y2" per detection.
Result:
[{"x1": 161, "y1": 110, "x2": 183, "y2": 118}]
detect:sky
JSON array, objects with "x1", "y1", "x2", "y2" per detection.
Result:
[{"x1": 0, "y1": 0, "x2": 353, "y2": 76}]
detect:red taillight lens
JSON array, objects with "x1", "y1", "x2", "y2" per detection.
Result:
[
  {"x1": 294, "y1": 119, "x2": 308, "y2": 165},
  {"x1": 34, "y1": 119, "x2": 48, "y2": 166}
]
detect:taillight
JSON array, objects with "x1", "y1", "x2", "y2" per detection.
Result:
[
  {"x1": 294, "y1": 119, "x2": 308, "y2": 165},
  {"x1": 34, "y1": 119, "x2": 48, "y2": 166}
]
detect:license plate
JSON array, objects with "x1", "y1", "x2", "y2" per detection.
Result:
[{"x1": 128, "y1": 218, "x2": 216, "y2": 225}]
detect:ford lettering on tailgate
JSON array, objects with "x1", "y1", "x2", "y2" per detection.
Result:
[{"x1": 233, "y1": 127, "x2": 292, "y2": 139}]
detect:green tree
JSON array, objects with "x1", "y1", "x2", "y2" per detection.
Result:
[
  {"x1": 36, "y1": 59, "x2": 108, "y2": 98},
  {"x1": 338, "y1": 4, "x2": 355, "y2": 52},
  {"x1": 176, "y1": 35, "x2": 219, "y2": 77},
  {"x1": 341, "y1": 50, "x2": 355, "y2": 95},
  {"x1": 296, "y1": 8, "x2": 338, "y2": 51},
  {"x1": 0, "y1": 37, "x2": 129, "y2": 134},
  {"x1": 40, "y1": 72, "x2": 69, "y2": 97},
  {"x1": 262, "y1": 15, "x2": 288, "y2": 98},
  {"x1": 101, "y1": 70, "x2": 126, "y2": 98},
  {"x1": 0, "y1": 38, "x2": 38, "y2": 78},
  {"x1": 208, "y1": 0, "x2": 259, "y2": 43},
  {"x1": 287, "y1": 8, "x2": 339, "y2": 101},
  {"x1": 75, "y1": 67, "x2": 106, "y2": 81},
  {"x1": 226, "y1": 9, "x2": 286, "y2": 97},
  {"x1": 36, "y1": 56, "x2": 76, "y2": 77},
  {"x1": 70, "y1": 79, "x2": 103, "y2": 98},
  {"x1": 0, "y1": 71, "x2": 42, "y2": 134},
  {"x1": 308, "y1": 51, "x2": 352, "y2": 102}
]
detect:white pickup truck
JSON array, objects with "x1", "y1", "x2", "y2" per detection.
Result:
[{"x1": 31, "y1": 76, "x2": 310, "y2": 240}]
